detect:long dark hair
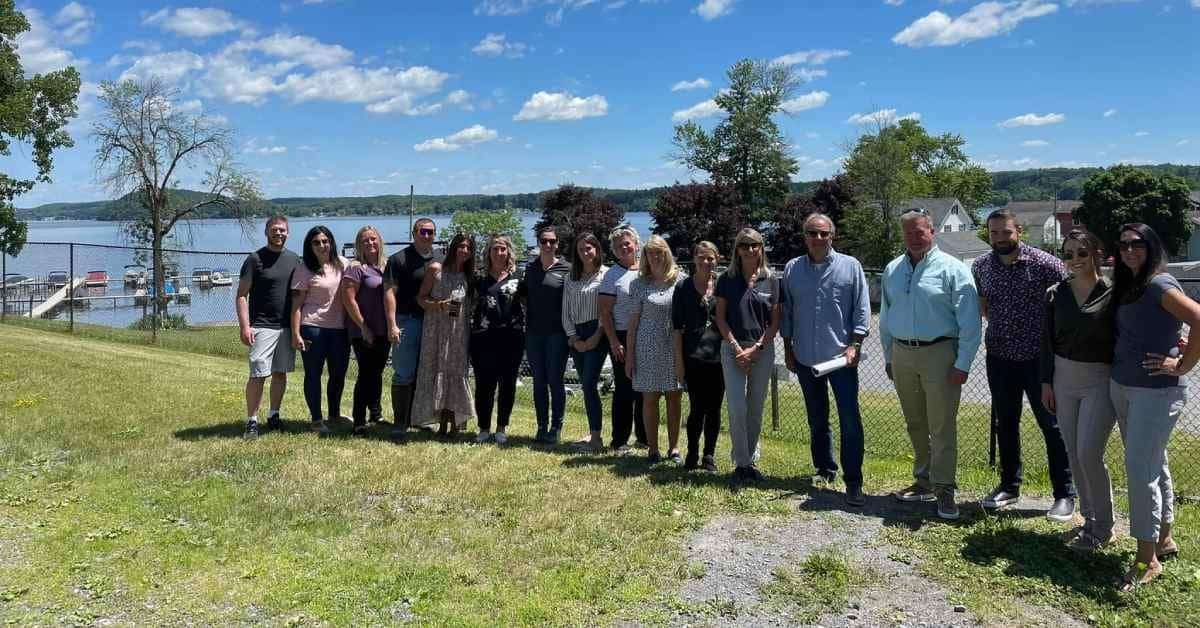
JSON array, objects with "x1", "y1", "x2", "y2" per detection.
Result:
[
  {"x1": 444, "y1": 232, "x2": 477, "y2": 299},
  {"x1": 1112, "y1": 223, "x2": 1167, "y2": 305},
  {"x1": 571, "y1": 231, "x2": 604, "y2": 281},
  {"x1": 301, "y1": 225, "x2": 342, "y2": 274}
]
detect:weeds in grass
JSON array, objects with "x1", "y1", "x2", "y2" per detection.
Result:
[{"x1": 760, "y1": 551, "x2": 870, "y2": 622}]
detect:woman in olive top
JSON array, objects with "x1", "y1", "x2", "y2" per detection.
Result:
[
  {"x1": 470, "y1": 234, "x2": 525, "y2": 444},
  {"x1": 715, "y1": 228, "x2": 781, "y2": 484},
  {"x1": 562, "y1": 232, "x2": 609, "y2": 451},
  {"x1": 673, "y1": 241, "x2": 724, "y2": 472},
  {"x1": 1039, "y1": 229, "x2": 1116, "y2": 551},
  {"x1": 290, "y1": 225, "x2": 349, "y2": 434},
  {"x1": 1110, "y1": 223, "x2": 1200, "y2": 590},
  {"x1": 341, "y1": 225, "x2": 389, "y2": 433}
]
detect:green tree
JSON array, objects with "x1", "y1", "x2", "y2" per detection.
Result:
[
  {"x1": 92, "y1": 78, "x2": 259, "y2": 334},
  {"x1": 840, "y1": 203, "x2": 900, "y2": 269},
  {"x1": 447, "y1": 208, "x2": 527, "y2": 267},
  {"x1": 672, "y1": 59, "x2": 799, "y2": 222},
  {"x1": 0, "y1": 0, "x2": 81, "y2": 255},
  {"x1": 1075, "y1": 164, "x2": 1194, "y2": 256}
]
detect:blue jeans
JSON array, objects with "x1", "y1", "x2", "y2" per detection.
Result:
[
  {"x1": 390, "y1": 314, "x2": 423, "y2": 386},
  {"x1": 571, "y1": 320, "x2": 609, "y2": 433},
  {"x1": 794, "y1": 363, "x2": 865, "y2": 488},
  {"x1": 526, "y1": 331, "x2": 569, "y2": 430},
  {"x1": 299, "y1": 325, "x2": 350, "y2": 423}
]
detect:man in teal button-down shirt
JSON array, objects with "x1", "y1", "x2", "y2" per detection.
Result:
[{"x1": 879, "y1": 210, "x2": 982, "y2": 521}]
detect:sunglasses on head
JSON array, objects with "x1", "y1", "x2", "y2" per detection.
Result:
[
  {"x1": 1060, "y1": 249, "x2": 1089, "y2": 261},
  {"x1": 1118, "y1": 239, "x2": 1148, "y2": 251},
  {"x1": 418, "y1": 228, "x2": 435, "y2": 237}
]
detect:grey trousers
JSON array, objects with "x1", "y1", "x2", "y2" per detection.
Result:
[
  {"x1": 1053, "y1": 357, "x2": 1116, "y2": 537},
  {"x1": 1109, "y1": 379, "x2": 1185, "y2": 542},
  {"x1": 721, "y1": 342, "x2": 773, "y2": 469}
]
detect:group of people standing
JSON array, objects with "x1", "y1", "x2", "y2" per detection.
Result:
[{"x1": 234, "y1": 207, "x2": 1194, "y2": 591}]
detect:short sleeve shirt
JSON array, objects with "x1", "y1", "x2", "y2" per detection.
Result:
[
  {"x1": 1113, "y1": 273, "x2": 1185, "y2": 389},
  {"x1": 239, "y1": 247, "x2": 301, "y2": 329},
  {"x1": 972, "y1": 244, "x2": 1067, "y2": 361},
  {"x1": 520, "y1": 258, "x2": 569, "y2": 335},
  {"x1": 716, "y1": 272, "x2": 779, "y2": 343},
  {"x1": 291, "y1": 259, "x2": 346, "y2": 329},
  {"x1": 672, "y1": 275, "x2": 721, "y2": 363},
  {"x1": 384, "y1": 245, "x2": 437, "y2": 318},
  {"x1": 342, "y1": 263, "x2": 387, "y2": 339},
  {"x1": 600, "y1": 263, "x2": 639, "y2": 331}
]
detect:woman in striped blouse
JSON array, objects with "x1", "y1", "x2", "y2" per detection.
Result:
[{"x1": 562, "y1": 232, "x2": 610, "y2": 452}]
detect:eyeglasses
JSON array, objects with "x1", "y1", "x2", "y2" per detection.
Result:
[
  {"x1": 805, "y1": 230, "x2": 832, "y2": 239},
  {"x1": 418, "y1": 228, "x2": 435, "y2": 237},
  {"x1": 1060, "y1": 249, "x2": 1089, "y2": 261},
  {"x1": 1118, "y1": 240, "x2": 1148, "y2": 252}
]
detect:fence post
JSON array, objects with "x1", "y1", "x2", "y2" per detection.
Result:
[
  {"x1": 1, "y1": 252, "x2": 6, "y2": 322},
  {"x1": 68, "y1": 243, "x2": 74, "y2": 333},
  {"x1": 770, "y1": 365, "x2": 780, "y2": 431}
]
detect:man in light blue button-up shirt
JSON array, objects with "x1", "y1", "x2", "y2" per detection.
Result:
[
  {"x1": 880, "y1": 210, "x2": 982, "y2": 521},
  {"x1": 780, "y1": 213, "x2": 871, "y2": 506}
]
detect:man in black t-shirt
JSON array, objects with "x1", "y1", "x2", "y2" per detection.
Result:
[
  {"x1": 236, "y1": 215, "x2": 302, "y2": 440},
  {"x1": 383, "y1": 217, "x2": 440, "y2": 440}
]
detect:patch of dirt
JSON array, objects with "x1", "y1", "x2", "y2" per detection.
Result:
[{"x1": 641, "y1": 489, "x2": 1091, "y2": 627}]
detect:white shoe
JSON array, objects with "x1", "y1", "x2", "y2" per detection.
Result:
[
  {"x1": 494, "y1": 431, "x2": 508, "y2": 445},
  {"x1": 474, "y1": 430, "x2": 493, "y2": 444}
]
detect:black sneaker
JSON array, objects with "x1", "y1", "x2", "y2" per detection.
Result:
[
  {"x1": 243, "y1": 421, "x2": 260, "y2": 440},
  {"x1": 845, "y1": 485, "x2": 867, "y2": 508},
  {"x1": 311, "y1": 421, "x2": 331, "y2": 435},
  {"x1": 265, "y1": 414, "x2": 284, "y2": 432},
  {"x1": 684, "y1": 454, "x2": 700, "y2": 470},
  {"x1": 981, "y1": 487, "x2": 1020, "y2": 509},
  {"x1": 647, "y1": 451, "x2": 662, "y2": 464},
  {"x1": 1046, "y1": 497, "x2": 1075, "y2": 523},
  {"x1": 535, "y1": 427, "x2": 549, "y2": 443},
  {"x1": 352, "y1": 425, "x2": 369, "y2": 437},
  {"x1": 701, "y1": 455, "x2": 718, "y2": 473},
  {"x1": 747, "y1": 466, "x2": 766, "y2": 483},
  {"x1": 546, "y1": 428, "x2": 561, "y2": 445}
]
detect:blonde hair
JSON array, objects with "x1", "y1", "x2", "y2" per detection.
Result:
[
  {"x1": 608, "y1": 224, "x2": 642, "y2": 256},
  {"x1": 692, "y1": 240, "x2": 720, "y2": 263},
  {"x1": 353, "y1": 225, "x2": 386, "y2": 271},
  {"x1": 484, "y1": 234, "x2": 517, "y2": 275},
  {"x1": 639, "y1": 235, "x2": 680, "y2": 284},
  {"x1": 726, "y1": 227, "x2": 771, "y2": 281}
]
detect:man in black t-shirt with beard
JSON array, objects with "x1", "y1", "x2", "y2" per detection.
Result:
[
  {"x1": 383, "y1": 217, "x2": 440, "y2": 441},
  {"x1": 236, "y1": 215, "x2": 302, "y2": 440}
]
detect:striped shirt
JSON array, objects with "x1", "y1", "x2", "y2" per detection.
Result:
[
  {"x1": 600, "y1": 263, "x2": 639, "y2": 331},
  {"x1": 562, "y1": 265, "x2": 608, "y2": 338}
]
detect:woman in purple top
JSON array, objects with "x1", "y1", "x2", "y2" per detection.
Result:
[
  {"x1": 341, "y1": 225, "x2": 389, "y2": 434},
  {"x1": 1110, "y1": 223, "x2": 1200, "y2": 590}
]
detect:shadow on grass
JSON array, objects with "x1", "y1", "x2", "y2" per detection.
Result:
[{"x1": 959, "y1": 521, "x2": 1128, "y2": 605}]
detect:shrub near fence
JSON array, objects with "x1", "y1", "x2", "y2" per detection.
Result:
[{"x1": 4, "y1": 241, "x2": 1200, "y2": 501}]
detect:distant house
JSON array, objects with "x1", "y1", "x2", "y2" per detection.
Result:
[
  {"x1": 934, "y1": 230, "x2": 993, "y2": 264},
  {"x1": 895, "y1": 197, "x2": 975, "y2": 234},
  {"x1": 1183, "y1": 191, "x2": 1200, "y2": 261},
  {"x1": 996, "y1": 200, "x2": 1082, "y2": 249}
]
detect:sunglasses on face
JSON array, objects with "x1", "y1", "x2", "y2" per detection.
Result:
[
  {"x1": 805, "y1": 230, "x2": 832, "y2": 239},
  {"x1": 418, "y1": 228, "x2": 435, "y2": 237},
  {"x1": 540, "y1": 238, "x2": 557, "y2": 245},
  {"x1": 1118, "y1": 240, "x2": 1148, "y2": 251},
  {"x1": 1061, "y1": 249, "x2": 1089, "y2": 261}
]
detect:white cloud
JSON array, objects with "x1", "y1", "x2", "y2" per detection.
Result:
[
  {"x1": 414, "y1": 124, "x2": 500, "y2": 152},
  {"x1": 846, "y1": 108, "x2": 921, "y2": 125},
  {"x1": 445, "y1": 89, "x2": 474, "y2": 110},
  {"x1": 1103, "y1": 108, "x2": 1118, "y2": 117},
  {"x1": 884, "y1": 0, "x2": 904, "y2": 5},
  {"x1": 1178, "y1": 139, "x2": 1191, "y2": 146},
  {"x1": 999, "y1": 112, "x2": 1066, "y2": 127},
  {"x1": 54, "y1": 2, "x2": 95, "y2": 45},
  {"x1": 1134, "y1": 130, "x2": 1150, "y2": 137},
  {"x1": 1021, "y1": 139, "x2": 1050, "y2": 146},
  {"x1": 474, "y1": 0, "x2": 604, "y2": 24},
  {"x1": 472, "y1": 33, "x2": 529, "y2": 58},
  {"x1": 227, "y1": 34, "x2": 354, "y2": 68},
  {"x1": 695, "y1": 0, "x2": 736, "y2": 20},
  {"x1": 143, "y1": 7, "x2": 252, "y2": 39},
  {"x1": 119, "y1": 50, "x2": 207, "y2": 84},
  {"x1": 243, "y1": 138, "x2": 288, "y2": 155},
  {"x1": 892, "y1": 0, "x2": 1058, "y2": 47},
  {"x1": 796, "y1": 68, "x2": 829, "y2": 82},
  {"x1": 514, "y1": 91, "x2": 608, "y2": 121},
  {"x1": 671, "y1": 77, "x2": 711, "y2": 92},
  {"x1": 780, "y1": 90, "x2": 830, "y2": 114},
  {"x1": 282, "y1": 65, "x2": 450, "y2": 109},
  {"x1": 772, "y1": 49, "x2": 851, "y2": 66},
  {"x1": 14, "y1": 8, "x2": 89, "y2": 75},
  {"x1": 671, "y1": 99, "x2": 720, "y2": 122}
]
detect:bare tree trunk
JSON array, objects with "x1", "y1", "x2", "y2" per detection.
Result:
[{"x1": 152, "y1": 204, "x2": 163, "y2": 342}]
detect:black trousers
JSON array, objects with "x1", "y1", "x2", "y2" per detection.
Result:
[
  {"x1": 987, "y1": 353, "x2": 1076, "y2": 499},
  {"x1": 684, "y1": 357, "x2": 724, "y2": 461},
  {"x1": 610, "y1": 329, "x2": 647, "y2": 447},
  {"x1": 351, "y1": 337, "x2": 390, "y2": 426},
  {"x1": 470, "y1": 329, "x2": 525, "y2": 432}
]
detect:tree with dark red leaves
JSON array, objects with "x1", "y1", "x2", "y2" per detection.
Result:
[
  {"x1": 768, "y1": 175, "x2": 855, "y2": 262},
  {"x1": 535, "y1": 184, "x2": 625, "y2": 262},
  {"x1": 650, "y1": 181, "x2": 750, "y2": 263}
]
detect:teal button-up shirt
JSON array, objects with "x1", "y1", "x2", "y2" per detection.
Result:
[{"x1": 879, "y1": 246, "x2": 982, "y2": 372}]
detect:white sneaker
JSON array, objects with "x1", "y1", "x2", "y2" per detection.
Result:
[
  {"x1": 494, "y1": 431, "x2": 508, "y2": 445},
  {"x1": 474, "y1": 430, "x2": 493, "y2": 444}
]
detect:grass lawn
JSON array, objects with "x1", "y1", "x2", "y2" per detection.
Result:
[{"x1": 0, "y1": 322, "x2": 1197, "y2": 625}]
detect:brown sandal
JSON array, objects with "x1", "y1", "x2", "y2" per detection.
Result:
[
  {"x1": 1157, "y1": 540, "x2": 1180, "y2": 561},
  {"x1": 1118, "y1": 562, "x2": 1163, "y2": 592}
]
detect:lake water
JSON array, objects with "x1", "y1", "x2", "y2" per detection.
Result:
[{"x1": 3, "y1": 212, "x2": 657, "y2": 327}]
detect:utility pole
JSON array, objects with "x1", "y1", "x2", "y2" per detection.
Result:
[{"x1": 409, "y1": 185, "x2": 414, "y2": 236}]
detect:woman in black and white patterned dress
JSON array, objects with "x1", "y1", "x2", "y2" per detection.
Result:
[{"x1": 626, "y1": 235, "x2": 686, "y2": 464}]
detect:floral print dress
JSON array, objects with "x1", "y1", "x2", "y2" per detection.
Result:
[{"x1": 411, "y1": 269, "x2": 475, "y2": 427}]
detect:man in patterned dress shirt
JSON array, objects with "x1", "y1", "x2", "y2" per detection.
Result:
[{"x1": 973, "y1": 209, "x2": 1076, "y2": 522}]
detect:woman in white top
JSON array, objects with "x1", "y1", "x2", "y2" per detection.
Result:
[
  {"x1": 562, "y1": 232, "x2": 609, "y2": 451},
  {"x1": 290, "y1": 225, "x2": 349, "y2": 434}
]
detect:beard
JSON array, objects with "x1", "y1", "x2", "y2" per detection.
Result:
[{"x1": 992, "y1": 241, "x2": 1018, "y2": 255}]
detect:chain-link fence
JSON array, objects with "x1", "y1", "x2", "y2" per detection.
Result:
[{"x1": 4, "y1": 242, "x2": 1198, "y2": 499}]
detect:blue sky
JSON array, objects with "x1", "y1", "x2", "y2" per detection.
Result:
[{"x1": 4, "y1": 0, "x2": 1199, "y2": 205}]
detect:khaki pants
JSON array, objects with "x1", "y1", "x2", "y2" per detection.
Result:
[{"x1": 891, "y1": 340, "x2": 961, "y2": 491}]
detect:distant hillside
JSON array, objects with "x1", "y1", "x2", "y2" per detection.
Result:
[{"x1": 17, "y1": 164, "x2": 1199, "y2": 221}]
